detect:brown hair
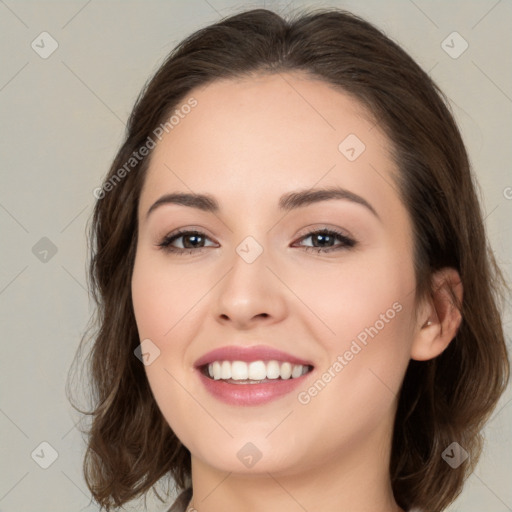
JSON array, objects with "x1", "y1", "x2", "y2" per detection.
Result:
[{"x1": 67, "y1": 6, "x2": 510, "y2": 512}]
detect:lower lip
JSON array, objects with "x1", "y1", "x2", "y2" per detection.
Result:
[{"x1": 196, "y1": 368, "x2": 313, "y2": 406}]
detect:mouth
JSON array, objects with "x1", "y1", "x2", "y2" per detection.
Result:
[
  {"x1": 194, "y1": 344, "x2": 316, "y2": 405},
  {"x1": 199, "y1": 360, "x2": 315, "y2": 384}
]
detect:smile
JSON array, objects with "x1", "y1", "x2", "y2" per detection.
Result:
[
  {"x1": 203, "y1": 360, "x2": 312, "y2": 382},
  {"x1": 194, "y1": 344, "x2": 315, "y2": 406}
]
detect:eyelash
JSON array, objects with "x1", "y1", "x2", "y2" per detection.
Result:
[{"x1": 156, "y1": 228, "x2": 357, "y2": 255}]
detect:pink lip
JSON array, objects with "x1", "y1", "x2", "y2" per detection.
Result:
[
  {"x1": 194, "y1": 345, "x2": 315, "y2": 406},
  {"x1": 194, "y1": 345, "x2": 314, "y2": 368},
  {"x1": 197, "y1": 370, "x2": 312, "y2": 406}
]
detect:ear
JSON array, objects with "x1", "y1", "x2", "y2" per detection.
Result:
[{"x1": 411, "y1": 267, "x2": 463, "y2": 361}]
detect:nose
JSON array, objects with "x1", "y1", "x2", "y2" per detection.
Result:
[{"x1": 213, "y1": 246, "x2": 288, "y2": 330}]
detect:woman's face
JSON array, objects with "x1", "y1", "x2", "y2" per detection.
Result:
[{"x1": 132, "y1": 72, "x2": 420, "y2": 478}]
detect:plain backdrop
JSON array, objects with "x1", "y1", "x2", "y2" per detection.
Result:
[{"x1": 0, "y1": 1, "x2": 511, "y2": 511}]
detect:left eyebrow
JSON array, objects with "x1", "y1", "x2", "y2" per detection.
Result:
[
  {"x1": 145, "y1": 185, "x2": 380, "y2": 221},
  {"x1": 278, "y1": 186, "x2": 380, "y2": 220}
]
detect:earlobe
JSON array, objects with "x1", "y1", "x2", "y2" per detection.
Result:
[{"x1": 411, "y1": 267, "x2": 463, "y2": 361}]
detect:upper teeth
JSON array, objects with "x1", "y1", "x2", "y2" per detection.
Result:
[{"x1": 207, "y1": 360, "x2": 310, "y2": 380}]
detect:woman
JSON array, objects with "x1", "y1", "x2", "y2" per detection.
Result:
[{"x1": 70, "y1": 7, "x2": 510, "y2": 512}]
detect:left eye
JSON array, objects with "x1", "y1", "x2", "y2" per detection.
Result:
[
  {"x1": 156, "y1": 228, "x2": 357, "y2": 255},
  {"x1": 296, "y1": 229, "x2": 356, "y2": 253}
]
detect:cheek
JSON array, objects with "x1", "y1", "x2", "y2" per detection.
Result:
[
  {"x1": 132, "y1": 249, "x2": 168, "y2": 334},
  {"x1": 292, "y1": 243, "x2": 414, "y2": 347},
  {"x1": 293, "y1": 247, "x2": 415, "y2": 415},
  {"x1": 131, "y1": 250, "x2": 203, "y2": 341},
  {"x1": 131, "y1": 252, "x2": 211, "y2": 381},
  {"x1": 131, "y1": 254, "x2": 203, "y2": 445}
]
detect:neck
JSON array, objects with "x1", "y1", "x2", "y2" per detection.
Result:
[{"x1": 186, "y1": 424, "x2": 404, "y2": 512}]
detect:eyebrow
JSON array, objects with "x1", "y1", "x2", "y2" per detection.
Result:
[{"x1": 145, "y1": 186, "x2": 380, "y2": 221}]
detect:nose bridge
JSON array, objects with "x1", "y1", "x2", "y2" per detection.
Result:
[{"x1": 214, "y1": 231, "x2": 286, "y2": 325}]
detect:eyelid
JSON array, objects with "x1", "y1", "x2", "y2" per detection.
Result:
[
  {"x1": 156, "y1": 228, "x2": 218, "y2": 249},
  {"x1": 156, "y1": 224, "x2": 357, "y2": 255},
  {"x1": 294, "y1": 223, "x2": 354, "y2": 240},
  {"x1": 159, "y1": 223, "x2": 353, "y2": 242}
]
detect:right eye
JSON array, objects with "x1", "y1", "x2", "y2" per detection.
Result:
[{"x1": 156, "y1": 229, "x2": 217, "y2": 255}]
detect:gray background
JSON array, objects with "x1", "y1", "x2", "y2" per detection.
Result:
[{"x1": 0, "y1": 1, "x2": 511, "y2": 511}]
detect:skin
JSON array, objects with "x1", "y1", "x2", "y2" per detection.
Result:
[{"x1": 131, "y1": 71, "x2": 463, "y2": 512}]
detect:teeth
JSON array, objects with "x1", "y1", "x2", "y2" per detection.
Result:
[
  {"x1": 280, "y1": 362, "x2": 292, "y2": 379},
  {"x1": 221, "y1": 361, "x2": 231, "y2": 379},
  {"x1": 206, "y1": 360, "x2": 311, "y2": 381},
  {"x1": 248, "y1": 361, "x2": 267, "y2": 380},
  {"x1": 212, "y1": 361, "x2": 221, "y2": 380},
  {"x1": 231, "y1": 361, "x2": 247, "y2": 380},
  {"x1": 266, "y1": 360, "x2": 281, "y2": 379},
  {"x1": 291, "y1": 364, "x2": 303, "y2": 378}
]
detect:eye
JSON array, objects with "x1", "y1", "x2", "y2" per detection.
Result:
[
  {"x1": 293, "y1": 228, "x2": 357, "y2": 253},
  {"x1": 156, "y1": 227, "x2": 357, "y2": 255},
  {"x1": 156, "y1": 229, "x2": 217, "y2": 255}
]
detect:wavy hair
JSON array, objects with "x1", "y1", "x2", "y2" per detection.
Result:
[{"x1": 67, "y1": 7, "x2": 510, "y2": 512}]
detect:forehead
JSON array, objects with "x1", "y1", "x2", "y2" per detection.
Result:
[{"x1": 139, "y1": 71, "x2": 401, "y2": 221}]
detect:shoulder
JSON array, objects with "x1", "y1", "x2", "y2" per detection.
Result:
[{"x1": 166, "y1": 487, "x2": 193, "y2": 512}]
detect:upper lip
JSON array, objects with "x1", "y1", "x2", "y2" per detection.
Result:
[{"x1": 194, "y1": 345, "x2": 314, "y2": 368}]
